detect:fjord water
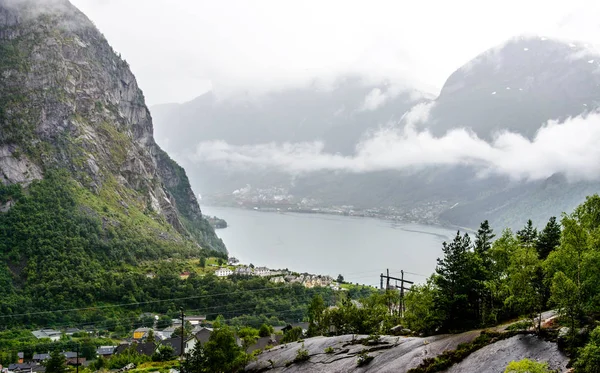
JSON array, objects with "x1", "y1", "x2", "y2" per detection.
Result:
[{"x1": 202, "y1": 206, "x2": 458, "y2": 286}]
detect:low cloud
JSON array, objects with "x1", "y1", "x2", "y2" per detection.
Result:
[{"x1": 190, "y1": 104, "x2": 600, "y2": 182}]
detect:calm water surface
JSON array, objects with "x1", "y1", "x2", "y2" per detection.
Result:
[{"x1": 202, "y1": 206, "x2": 458, "y2": 286}]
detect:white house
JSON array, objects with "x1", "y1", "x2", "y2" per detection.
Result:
[
  {"x1": 215, "y1": 268, "x2": 233, "y2": 277},
  {"x1": 254, "y1": 267, "x2": 271, "y2": 277},
  {"x1": 234, "y1": 267, "x2": 253, "y2": 276},
  {"x1": 32, "y1": 329, "x2": 61, "y2": 341}
]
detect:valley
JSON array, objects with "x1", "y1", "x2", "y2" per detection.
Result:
[{"x1": 2, "y1": 0, "x2": 600, "y2": 372}]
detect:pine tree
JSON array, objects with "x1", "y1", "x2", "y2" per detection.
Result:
[
  {"x1": 475, "y1": 220, "x2": 495, "y2": 256},
  {"x1": 434, "y1": 231, "x2": 480, "y2": 331},
  {"x1": 474, "y1": 220, "x2": 495, "y2": 326},
  {"x1": 536, "y1": 217, "x2": 561, "y2": 260},
  {"x1": 43, "y1": 351, "x2": 68, "y2": 373},
  {"x1": 517, "y1": 220, "x2": 538, "y2": 248}
]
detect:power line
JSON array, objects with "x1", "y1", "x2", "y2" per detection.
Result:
[{"x1": 0, "y1": 286, "x2": 291, "y2": 319}]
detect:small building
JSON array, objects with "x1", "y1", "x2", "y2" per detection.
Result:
[
  {"x1": 194, "y1": 327, "x2": 213, "y2": 345},
  {"x1": 228, "y1": 257, "x2": 239, "y2": 265},
  {"x1": 234, "y1": 267, "x2": 253, "y2": 276},
  {"x1": 63, "y1": 352, "x2": 85, "y2": 366},
  {"x1": 254, "y1": 267, "x2": 270, "y2": 277},
  {"x1": 215, "y1": 268, "x2": 233, "y2": 277},
  {"x1": 31, "y1": 354, "x2": 50, "y2": 363},
  {"x1": 270, "y1": 276, "x2": 285, "y2": 284},
  {"x1": 31, "y1": 329, "x2": 61, "y2": 341},
  {"x1": 246, "y1": 336, "x2": 279, "y2": 354},
  {"x1": 8, "y1": 362, "x2": 45, "y2": 373},
  {"x1": 158, "y1": 337, "x2": 196, "y2": 357},
  {"x1": 133, "y1": 327, "x2": 151, "y2": 340},
  {"x1": 179, "y1": 271, "x2": 191, "y2": 280},
  {"x1": 65, "y1": 328, "x2": 80, "y2": 336},
  {"x1": 96, "y1": 346, "x2": 115, "y2": 359},
  {"x1": 161, "y1": 326, "x2": 177, "y2": 339},
  {"x1": 185, "y1": 315, "x2": 206, "y2": 325},
  {"x1": 114, "y1": 342, "x2": 157, "y2": 357},
  {"x1": 17, "y1": 352, "x2": 24, "y2": 364}
]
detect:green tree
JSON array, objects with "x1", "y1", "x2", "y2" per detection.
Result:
[
  {"x1": 550, "y1": 271, "x2": 579, "y2": 338},
  {"x1": 474, "y1": 220, "x2": 495, "y2": 257},
  {"x1": 146, "y1": 329, "x2": 156, "y2": 343},
  {"x1": 43, "y1": 350, "x2": 68, "y2": 373},
  {"x1": 181, "y1": 343, "x2": 207, "y2": 373},
  {"x1": 505, "y1": 245, "x2": 543, "y2": 332},
  {"x1": 202, "y1": 324, "x2": 245, "y2": 373},
  {"x1": 434, "y1": 231, "x2": 480, "y2": 331},
  {"x1": 81, "y1": 340, "x2": 98, "y2": 360},
  {"x1": 336, "y1": 274, "x2": 344, "y2": 283},
  {"x1": 157, "y1": 315, "x2": 173, "y2": 330},
  {"x1": 574, "y1": 326, "x2": 600, "y2": 373},
  {"x1": 307, "y1": 294, "x2": 326, "y2": 337},
  {"x1": 199, "y1": 257, "x2": 206, "y2": 268},
  {"x1": 504, "y1": 358, "x2": 550, "y2": 373},
  {"x1": 258, "y1": 324, "x2": 273, "y2": 338},
  {"x1": 403, "y1": 278, "x2": 442, "y2": 335},
  {"x1": 517, "y1": 219, "x2": 538, "y2": 248},
  {"x1": 237, "y1": 327, "x2": 259, "y2": 352},
  {"x1": 536, "y1": 216, "x2": 561, "y2": 260},
  {"x1": 281, "y1": 327, "x2": 304, "y2": 343},
  {"x1": 474, "y1": 220, "x2": 495, "y2": 325},
  {"x1": 152, "y1": 345, "x2": 175, "y2": 362},
  {"x1": 139, "y1": 315, "x2": 155, "y2": 328}
]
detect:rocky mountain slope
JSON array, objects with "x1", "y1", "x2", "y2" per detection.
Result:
[
  {"x1": 152, "y1": 36, "x2": 600, "y2": 231},
  {"x1": 246, "y1": 332, "x2": 568, "y2": 373},
  {"x1": 0, "y1": 0, "x2": 225, "y2": 318}
]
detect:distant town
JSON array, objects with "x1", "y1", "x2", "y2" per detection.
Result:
[{"x1": 204, "y1": 184, "x2": 450, "y2": 225}]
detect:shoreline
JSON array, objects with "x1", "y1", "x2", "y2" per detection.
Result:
[{"x1": 203, "y1": 203, "x2": 477, "y2": 234}]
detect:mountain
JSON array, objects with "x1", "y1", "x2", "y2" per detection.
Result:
[
  {"x1": 151, "y1": 77, "x2": 429, "y2": 195},
  {"x1": 429, "y1": 36, "x2": 600, "y2": 140},
  {"x1": 152, "y1": 35, "x2": 600, "y2": 231},
  {"x1": 0, "y1": 0, "x2": 225, "y2": 318}
]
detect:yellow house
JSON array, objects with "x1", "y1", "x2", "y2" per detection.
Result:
[{"x1": 133, "y1": 327, "x2": 150, "y2": 340}]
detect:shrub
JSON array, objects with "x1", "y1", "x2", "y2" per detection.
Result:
[
  {"x1": 356, "y1": 351, "x2": 374, "y2": 367},
  {"x1": 504, "y1": 358, "x2": 551, "y2": 373},
  {"x1": 324, "y1": 346, "x2": 334, "y2": 354},
  {"x1": 294, "y1": 343, "x2": 309, "y2": 363},
  {"x1": 506, "y1": 320, "x2": 533, "y2": 332}
]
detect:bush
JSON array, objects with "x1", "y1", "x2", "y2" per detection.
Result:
[
  {"x1": 504, "y1": 358, "x2": 551, "y2": 373},
  {"x1": 356, "y1": 351, "x2": 374, "y2": 367},
  {"x1": 506, "y1": 320, "x2": 533, "y2": 332},
  {"x1": 324, "y1": 346, "x2": 334, "y2": 354},
  {"x1": 574, "y1": 326, "x2": 600, "y2": 373},
  {"x1": 259, "y1": 324, "x2": 274, "y2": 338},
  {"x1": 282, "y1": 327, "x2": 303, "y2": 343},
  {"x1": 294, "y1": 343, "x2": 309, "y2": 363}
]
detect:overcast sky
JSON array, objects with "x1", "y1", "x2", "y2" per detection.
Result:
[{"x1": 70, "y1": 0, "x2": 600, "y2": 106}]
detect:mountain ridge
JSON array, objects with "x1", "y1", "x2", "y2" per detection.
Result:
[{"x1": 151, "y1": 34, "x2": 600, "y2": 231}]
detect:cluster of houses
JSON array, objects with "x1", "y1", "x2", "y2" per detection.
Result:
[
  {"x1": 4, "y1": 351, "x2": 87, "y2": 373},
  {"x1": 214, "y1": 259, "x2": 339, "y2": 290},
  {"x1": 214, "y1": 266, "x2": 278, "y2": 278},
  {"x1": 4, "y1": 313, "x2": 311, "y2": 373}
]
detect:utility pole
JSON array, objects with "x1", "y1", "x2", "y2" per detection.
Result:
[
  {"x1": 379, "y1": 269, "x2": 414, "y2": 316},
  {"x1": 380, "y1": 273, "x2": 383, "y2": 290},
  {"x1": 400, "y1": 270, "x2": 405, "y2": 317},
  {"x1": 386, "y1": 269, "x2": 390, "y2": 290},
  {"x1": 180, "y1": 308, "x2": 185, "y2": 367},
  {"x1": 76, "y1": 344, "x2": 79, "y2": 373}
]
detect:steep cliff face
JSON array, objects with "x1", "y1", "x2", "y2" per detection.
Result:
[{"x1": 0, "y1": 0, "x2": 225, "y2": 252}]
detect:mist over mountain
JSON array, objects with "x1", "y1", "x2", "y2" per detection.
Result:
[{"x1": 152, "y1": 35, "x2": 600, "y2": 230}]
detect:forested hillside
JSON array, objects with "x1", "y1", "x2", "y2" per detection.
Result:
[{"x1": 0, "y1": 0, "x2": 227, "y2": 321}]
